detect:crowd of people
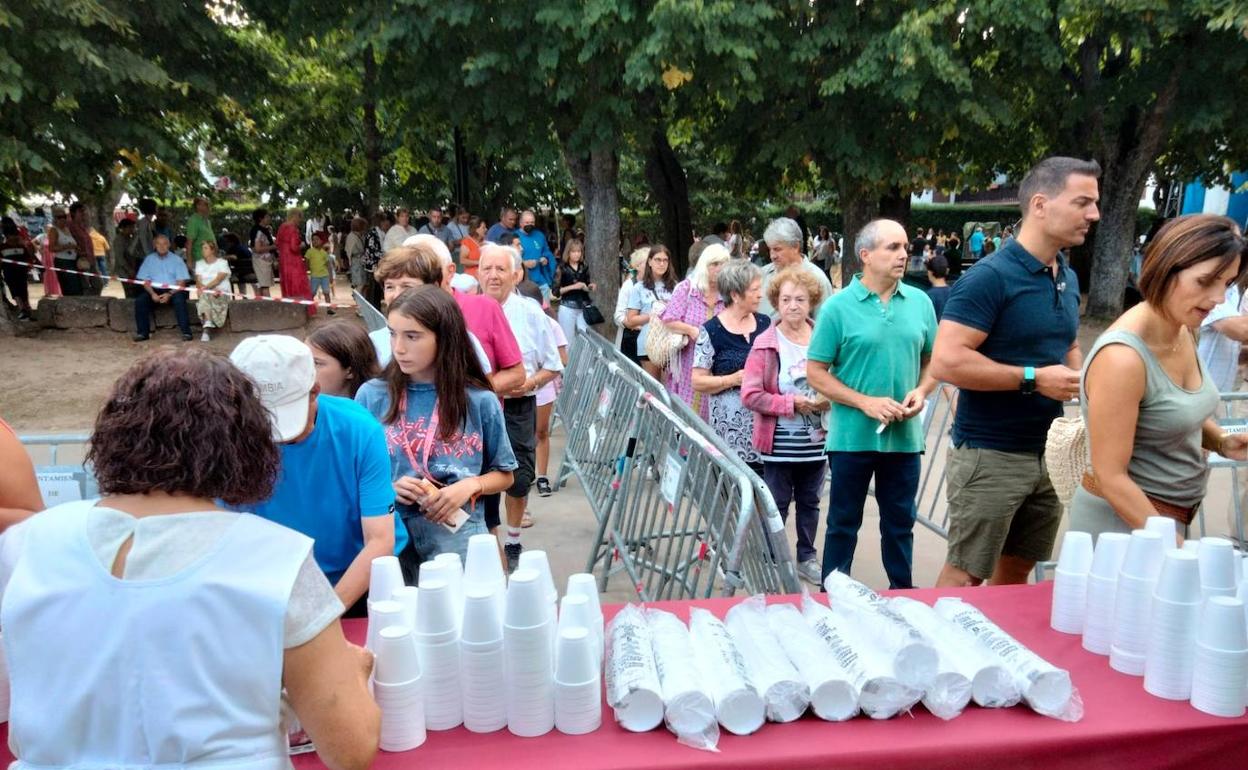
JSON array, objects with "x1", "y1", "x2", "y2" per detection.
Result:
[{"x1": 0, "y1": 154, "x2": 1246, "y2": 765}]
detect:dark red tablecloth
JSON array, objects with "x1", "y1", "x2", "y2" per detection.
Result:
[{"x1": 5, "y1": 583, "x2": 1247, "y2": 768}]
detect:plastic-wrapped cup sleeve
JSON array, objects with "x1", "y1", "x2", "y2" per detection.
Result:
[
  {"x1": 605, "y1": 604, "x2": 663, "y2": 731},
  {"x1": 726, "y1": 597, "x2": 810, "y2": 722}
]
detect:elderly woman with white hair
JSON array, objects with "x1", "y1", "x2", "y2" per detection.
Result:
[
  {"x1": 759, "y1": 217, "x2": 835, "y2": 317},
  {"x1": 660, "y1": 243, "x2": 732, "y2": 419},
  {"x1": 691, "y1": 260, "x2": 771, "y2": 473}
]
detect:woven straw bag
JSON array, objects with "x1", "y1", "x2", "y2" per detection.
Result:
[
  {"x1": 1045, "y1": 415, "x2": 1090, "y2": 507},
  {"x1": 643, "y1": 300, "x2": 688, "y2": 368}
]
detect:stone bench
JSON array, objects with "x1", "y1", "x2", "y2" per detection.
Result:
[{"x1": 36, "y1": 297, "x2": 307, "y2": 333}]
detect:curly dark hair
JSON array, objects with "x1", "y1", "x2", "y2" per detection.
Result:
[{"x1": 86, "y1": 346, "x2": 280, "y2": 505}]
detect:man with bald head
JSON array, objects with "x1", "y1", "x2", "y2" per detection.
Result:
[
  {"x1": 479, "y1": 243, "x2": 563, "y2": 570},
  {"x1": 806, "y1": 219, "x2": 938, "y2": 589}
]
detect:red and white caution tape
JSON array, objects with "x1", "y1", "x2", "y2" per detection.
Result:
[{"x1": 1, "y1": 257, "x2": 356, "y2": 309}]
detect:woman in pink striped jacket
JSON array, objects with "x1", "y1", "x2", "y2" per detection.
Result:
[{"x1": 741, "y1": 266, "x2": 830, "y2": 585}]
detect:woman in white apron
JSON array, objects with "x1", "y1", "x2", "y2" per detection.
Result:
[{"x1": 0, "y1": 346, "x2": 379, "y2": 769}]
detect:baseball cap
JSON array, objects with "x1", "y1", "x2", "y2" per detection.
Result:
[{"x1": 230, "y1": 335, "x2": 317, "y2": 442}]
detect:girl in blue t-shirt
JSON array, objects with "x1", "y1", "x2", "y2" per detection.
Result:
[{"x1": 355, "y1": 286, "x2": 517, "y2": 560}]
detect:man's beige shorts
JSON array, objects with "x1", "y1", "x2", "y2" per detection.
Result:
[{"x1": 945, "y1": 445, "x2": 1063, "y2": 580}]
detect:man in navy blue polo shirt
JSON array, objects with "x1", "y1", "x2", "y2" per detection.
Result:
[{"x1": 931, "y1": 156, "x2": 1100, "y2": 587}]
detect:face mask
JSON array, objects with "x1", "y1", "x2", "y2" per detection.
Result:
[{"x1": 522, "y1": 225, "x2": 535, "y2": 234}]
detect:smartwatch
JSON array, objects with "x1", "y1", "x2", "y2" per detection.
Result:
[{"x1": 1020, "y1": 365, "x2": 1036, "y2": 395}]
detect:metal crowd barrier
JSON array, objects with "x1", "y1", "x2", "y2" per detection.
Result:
[
  {"x1": 354, "y1": 289, "x2": 387, "y2": 332},
  {"x1": 19, "y1": 434, "x2": 97, "y2": 505},
  {"x1": 556, "y1": 331, "x2": 801, "y2": 599}
]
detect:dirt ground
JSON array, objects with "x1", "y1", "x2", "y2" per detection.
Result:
[{"x1": 2, "y1": 277, "x2": 361, "y2": 432}]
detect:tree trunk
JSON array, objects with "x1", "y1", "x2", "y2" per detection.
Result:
[
  {"x1": 1084, "y1": 64, "x2": 1184, "y2": 319},
  {"x1": 453, "y1": 126, "x2": 469, "y2": 210},
  {"x1": 839, "y1": 180, "x2": 878, "y2": 287},
  {"x1": 643, "y1": 122, "x2": 694, "y2": 276},
  {"x1": 362, "y1": 45, "x2": 381, "y2": 217},
  {"x1": 562, "y1": 141, "x2": 622, "y2": 339},
  {"x1": 877, "y1": 185, "x2": 912, "y2": 235}
]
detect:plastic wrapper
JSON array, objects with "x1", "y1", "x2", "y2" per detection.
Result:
[
  {"x1": 890, "y1": 596, "x2": 1020, "y2": 710},
  {"x1": 604, "y1": 604, "x2": 664, "y2": 732},
  {"x1": 688, "y1": 608, "x2": 765, "y2": 735},
  {"x1": 878, "y1": 597, "x2": 975, "y2": 719},
  {"x1": 823, "y1": 571, "x2": 938, "y2": 690},
  {"x1": 934, "y1": 598, "x2": 1083, "y2": 721},
  {"x1": 765, "y1": 603, "x2": 860, "y2": 721},
  {"x1": 725, "y1": 595, "x2": 810, "y2": 722},
  {"x1": 802, "y1": 595, "x2": 922, "y2": 719},
  {"x1": 645, "y1": 608, "x2": 720, "y2": 751}
]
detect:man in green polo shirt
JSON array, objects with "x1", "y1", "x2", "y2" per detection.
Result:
[{"x1": 807, "y1": 219, "x2": 937, "y2": 588}]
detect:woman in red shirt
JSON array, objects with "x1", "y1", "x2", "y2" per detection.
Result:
[{"x1": 277, "y1": 209, "x2": 316, "y2": 316}]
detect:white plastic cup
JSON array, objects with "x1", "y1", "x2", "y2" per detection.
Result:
[
  {"x1": 1121, "y1": 530, "x2": 1165, "y2": 580},
  {"x1": 367, "y1": 599, "x2": 407, "y2": 653},
  {"x1": 614, "y1": 688, "x2": 664, "y2": 732},
  {"x1": 565, "y1": 573, "x2": 605, "y2": 646},
  {"x1": 1050, "y1": 569, "x2": 1088, "y2": 634},
  {"x1": 1198, "y1": 596, "x2": 1248, "y2": 651},
  {"x1": 370, "y1": 555, "x2": 406, "y2": 605},
  {"x1": 375, "y1": 626, "x2": 422, "y2": 685},
  {"x1": 505, "y1": 569, "x2": 550, "y2": 628},
  {"x1": 1181, "y1": 540, "x2": 1200, "y2": 553},
  {"x1": 557, "y1": 594, "x2": 599, "y2": 662},
  {"x1": 419, "y1": 559, "x2": 452, "y2": 589},
  {"x1": 1153, "y1": 550, "x2": 1202, "y2": 603},
  {"x1": 1056, "y1": 531, "x2": 1094, "y2": 573},
  {"x1": 415, "y1": 579, "x2": 458, "y2": 637},
  {"x1": 1081, "y1": 575, "x2": 1117, "y2": 655},
  {"x1": 1144, "y1": 516, "x2": 1178, "y2": 549},
  {"x1": 555, "y1": 627, "x2": 599, "y2": 686},
  {"x1": 434, "y1": 552, "x2": 465, "y2": 615},
  {"x1": 518, "y1": 550, "x2": 558, "y2": 605},
  {"x1": 465, "y1": 533, "x2": 506, "y2": 585},
  {"x1": 1110, "y1": 574, "x2": 1155, "y2": 675},
  {"x1": 462, "y1": 586, "x2": 504, "y2": 645},
  {"x1": 1089, "y1": 532, "x2": 1131, "y2": 580},
  {"x1": 1199, "y1": 537, "x2": 1239, "y2": 596},
  {"x1": 392, "y1": 586, "x2": 419, "y2": 632}
]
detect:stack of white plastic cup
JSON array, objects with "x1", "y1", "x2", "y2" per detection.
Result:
[
  {"x1": 1110, "y1": 530, "x2": 1165, "y2": 675},
  {"x1": 433, "y1": 552, "x2": 466, "y2": 624},
  {"x1": 565, "y1": 573, "x2": 605, "y2": 651},
  {"x1": 504, "y1": 569, "x2": 556, "y2": 737},
  {"x1": 367, "y1": 600, "x2": 407, "y2": 654},
  {"x1": 1142, "y1": 550, "x2": 1202, "y2": 700},
  {"x1": 460, "y1": 586, "x2": 506, "y2": 733},
  {"x1": 554, "y1": 628, "x2": 603, "y2": 735},
  {"x1": 370, "y1": 555, "x2": 406, "y2": 604},
  {"x1": 418, "y1": 560, "x2": 459, "y2": 633},
  {"x1": 464, "y1": 533, "x2": 507, "y2": 622},
  {"x1": 392, "y1": 586, "x2": 420, "y2": 632},
  {"x1": 1144, "y1": 516, "x2": 1179, "y2": 549},
  {"x1": 1051, "y1": 531, "x2": 1094, "y2": 634},
  {"x1": 518, "y1": 551, "x2": 559, "y2": 660},
  {"x1": 1198, "y1": 537, "x2": 1239, "y2": 600},
  {"x1": 558, "y1": 594, "x2": 602, "y2": 668},
  {"x1": 1081, "y1": 532, "x2": 1130, "y2": 655},
  {"x1": 373, "y1": 626, "x2": 427, "y2": 751},
  {"x1": 413, "y1": 579, "x2": 462, "y2": 730},
  {"x1": 1190, "y1": 596, "x2": 1248, "y2": 718}
]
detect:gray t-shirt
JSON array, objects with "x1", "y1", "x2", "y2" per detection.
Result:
[{"x1": 1081, "y1": 330, "x2": 1219, "y2": 506}]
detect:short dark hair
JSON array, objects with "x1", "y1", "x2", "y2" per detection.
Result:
[
  {"x1": 712, "y1": 221, "x2": 729, "y2": 236},
  {"x1": 927, "y1": 254, "x2": 949, "y2": 278},
  {"x1": 252, "y1": 207, "x2": 268, "y2": 225},
  {"x1": 1, "y1": 217, "x2": 16, "y2": 237},
  {"x1": 117, "y1": 218, "x2": 135, "y2": 231},
  {"x1": 69, "y1": 201, "x2": 86, "y2": 216},
  {"x1": 139, "y1": 198, "x2": 157, "y2": 216},
  {"x1": 306, "y1": 321, "x2": 381, "y2": 399},
  {"x1": 86, "y1": 347, "x2": 280, "y2": 505},
  {"x1": 1018, "y1": 157, "x2": 1102, "y2": 216},
  {"x1": 1139, "y1": 214, "x2": 1248, "y2": 311}
]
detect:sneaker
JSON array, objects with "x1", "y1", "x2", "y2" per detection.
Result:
[
  {"x1": 200, "y1": 331, "x2": 211, "y2": 342},
  {"x1": 132, "y1": 334, "x2": 150, "y2": 342},
  {"x1": 504, "y1": 542, "x2": 523, "y2": 573},
  {"x1": 536, "y1": 477, "x2": 552, "y2": 497},
  {"x1": 797, "y1": 559, "x2": 822, "y2": 586},
  {"x1": 181, "y1": 333, "x2": 193, "y2": 342},
  {"x1": 327, "y1": 308, "x2": 336, "y2": 315}
]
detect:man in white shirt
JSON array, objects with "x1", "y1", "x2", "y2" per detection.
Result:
[
  {"x1": 479, "y1": 242, "x2": 564, "y2": 571},
  {"x1": 382, "y1": 208, "x2": 419, "y2": 252},
  {"x1": 1198, "y1": 285, "x2": 1248, "y2": 393},
  {"x1": 759, "y1": 216, "x2": 835, "y2": 317}
]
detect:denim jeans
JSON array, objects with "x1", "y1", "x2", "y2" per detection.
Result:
[
  {"x1": 763, "y1": 460, "x2": 826, "y2": 563},
  {"x1": 822, "y1": 451, "x2": 920, "y2": 589},
  {"x1": 135, "y1": 289, "x2": 191, "y2": 337},
  {"x1": 403, "y1": 511, "x2": 488, "y2": 563}
]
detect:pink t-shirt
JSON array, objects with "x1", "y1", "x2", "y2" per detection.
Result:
[{"x1": 454, "y1": 290, "x2": 523, "y2": 373}]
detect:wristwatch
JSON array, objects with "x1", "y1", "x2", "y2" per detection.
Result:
[{"x1": 1020, "y1": 366, "x2": 1036, "y2": 395}]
